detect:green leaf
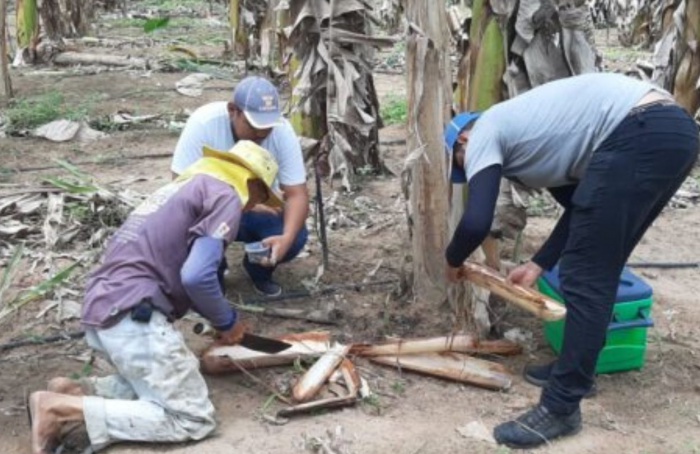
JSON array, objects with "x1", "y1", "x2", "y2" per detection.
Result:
[
  {"x1": 54, "y1": 159, "x2": 90, "y2": 180},
  {"x1": 43, "y1": 176, "x2": 97, "y2": 194},
  {"x1": 0, "y1": 262, "x2": 81, "y2": 323},
  {"x1": 144, "y1": 17, "x2": 170, "y2": 33},
  {"x1": 0, "y1": 244, "x2": 24, "y2": 307}
]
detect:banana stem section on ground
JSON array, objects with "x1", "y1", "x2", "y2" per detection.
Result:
[
  {"x1": 460, "y1": 261, "x2": 566, "y2": 321},
  {"x1": 370, "y1": 352, "x2": 513, "y2": 391},
  {"x1": 351, "y1": 334, "x2": 522, "y2": 357}
]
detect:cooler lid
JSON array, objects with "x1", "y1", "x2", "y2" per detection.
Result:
[{"x1": 541, "y1": 265, "x2": 653, "y2": 303}]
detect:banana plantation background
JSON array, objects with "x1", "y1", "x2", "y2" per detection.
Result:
[{"x1": 1, "y1": 1, "x2": 700, "y2": 453}]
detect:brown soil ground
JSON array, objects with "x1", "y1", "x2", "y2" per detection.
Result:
[{"x1": 1, "y1": 12, "x2": 699, "y2": 454}]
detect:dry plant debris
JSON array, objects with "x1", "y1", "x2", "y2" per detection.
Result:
[
  {"x1": 202, "y1": 330, "x2": 517, "y2": 421},
  {"x1": 0, "y1": 161, "x2": 143, "y2": 323}
]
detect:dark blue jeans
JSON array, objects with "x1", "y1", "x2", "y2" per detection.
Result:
[
  {"x1": 234, "y1": 211, "x2": 308, "y2": 283},
  {"x1": 541, "y1": 104, "x2": 699, "y2": 415}
]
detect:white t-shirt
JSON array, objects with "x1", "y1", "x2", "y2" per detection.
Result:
[{"x1": 171, "y1": 101, "x2": 306, "y2": 186}]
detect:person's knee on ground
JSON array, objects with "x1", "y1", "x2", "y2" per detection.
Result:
[{"x1": 47, "y1": 377, "x2": 86, "y2": 396}]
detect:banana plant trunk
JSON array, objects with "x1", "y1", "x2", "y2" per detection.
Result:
[
  {"x1": 229, "y1": 0, "x2": 249, "y2": 60},
  {"x1": 16, "y1": 0, "x2": 39, "y2": 61},
  {"x1": 286, "y1": 0, "x2": 389, "y2": 190},
  {"x1": 653, "y1": 0, "x2": 700, "y2": 117},
  {"x1": 404, "y1": 0, "x2": 452, "y2": 304},
  {"x1": 1, "y1": 0, "x2": 12, "y2": 98},
  {"x1": 40, "y1": 0, "x2": 94, "y2": 40}
]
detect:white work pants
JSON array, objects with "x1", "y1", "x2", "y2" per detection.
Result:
[{"x1": 82, "y1": 311, "x2": 216, "y2": 450}]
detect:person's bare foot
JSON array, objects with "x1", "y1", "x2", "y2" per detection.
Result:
[
  {"x1": 47, "y1": 377, "x2": 84, "y2": 396},
  {"x1": 29, "y1": 391, "x2": 62, "y2": 454}
]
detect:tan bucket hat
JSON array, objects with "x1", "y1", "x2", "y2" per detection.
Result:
[{"x1": 202, "y1": 140, "x2": 284, "y2": 208}]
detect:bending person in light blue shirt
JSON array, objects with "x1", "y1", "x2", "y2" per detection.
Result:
[{"x1": 443, "y1": 73, "x2": 699, "y2": 449}]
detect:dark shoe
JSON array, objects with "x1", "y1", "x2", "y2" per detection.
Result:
[
  {"x1": 251, "y1": 279, "x2": 282, "y2": 297},
  {"x1": 242, "y1": 259, "x2": 282, "y2": 297},
  {"x1": 493, "y1": 404, "x2": 582, "y2": 449},
  {"x1": 523, "y1": 362, "x2": 598, "y2": 398}
]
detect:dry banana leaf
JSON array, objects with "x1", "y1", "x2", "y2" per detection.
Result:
[
  {"x1": 371, "y1": 352, "x2": 512, "y2": 391},
  {"x1": 350, "y1": 334, "x2": 522, "y2": 357},
  {"x1": 200, "y1": 331, "x2": 332, "y2": 375}
]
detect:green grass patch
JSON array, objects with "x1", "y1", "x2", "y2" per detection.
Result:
[
  {"x1": 380, "y1": 95, "x2": 408, "y2": 126},
  {"x1": 4, "y1": 91, "x2": 95, "y2": 133},
  {"x1": 602, "y1": 46, "x2": 651, "y2": 61},
  {"x1": 141, "y1": 0, "x2": 204, "y2": 9},
  {"x1": 103, "y1": 17, "x2": 149, "y2": 29},
  {"x1": 105, "y1": 16, "x2": 208, "y2": 31}
]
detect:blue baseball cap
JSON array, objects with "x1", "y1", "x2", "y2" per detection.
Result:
[
  {"x1": 232, "y1": 76, "x2": 282, "y2": 129},
  {"x1": 444, "y1": 112, "x2": 480, "y2": 183}
]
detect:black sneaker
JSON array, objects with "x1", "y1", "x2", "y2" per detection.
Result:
[
  {"x1": 523, "y1": 361, "x2": 598, "y2": 398},
  {"x1": 242, "y1": 259, "x2": 283, "y2": 297},
  {"x1": 493, "y1": 404, "x2": 582, "y2": 449},
  {"x1": 252, "y1": 279, "x2": 282, "y2": 297}
]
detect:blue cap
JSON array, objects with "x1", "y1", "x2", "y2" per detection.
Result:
[
  {"x1": 444, "y1": 112, "x2": 480, "y2": 183},
  {"x1": 232, "y1": 76, "x2": 282, "y2": 129}
]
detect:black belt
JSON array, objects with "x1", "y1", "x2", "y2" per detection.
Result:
[{"x1": 628, "y1": 98, "x2": 677, "y2": 116}]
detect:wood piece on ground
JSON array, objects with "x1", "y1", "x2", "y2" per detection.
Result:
[
  {"x1": 200, "y1": 331, "x2": 332, "y2": 375},
  {"x1": 460, "y1": 261, "x2": 566, "y2": 321},
  {"x1": 276, "y1": 395, "x2": 358, "y2": 418},
  {"x1": 339, "y1": 360, "x2": 361, "y2": 396},
  {"x1": 350, "y1": 334, "x2": 522, "y2": 357},
  {"x1": 359, "y1": 377, "x2": 371, "y2": 398},
  {"x1": 292, "y1": 344, "x2": 351, "y2": 402},
  {"x1": 256, "y1": 306, "x2": 341, "y2": 325},
  {"x1": 370, "y1": 352, "x2": 513, "y2": 391},
  {"x1": 53, "y1": 52, "x2": 151, "y2": 69}
]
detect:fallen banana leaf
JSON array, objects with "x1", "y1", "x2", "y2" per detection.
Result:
[
  {"x1": 0, "y1": 243, "x2": 24, "y2": 306},
  {"x1": 53, "y1": 52, "x2": 151, "y2": 69},
  {"x1": 370, "y1": 352, "x2": 513, "y2": 391},
  {"x1": 277, "y1": 395, "x2": 358, "y2": 418},
  {"x1": 167, "y1": 45, "x2": 198, "y2": 59},
  {"x1": 292, "y1": 344, "x2": 351, "y2": 403},
  {"x1": 460, "y1": 261, "x2": 566, "y2": 321},
  {"x1": 0, "y1": 261, "x2": 80, "y2": 323},
  {"x1": 350, "y1": 334, "x2": 522, "y2": 357},
  {"x1": 200, "y1": 331, "x2": 332, "y2": 375}
]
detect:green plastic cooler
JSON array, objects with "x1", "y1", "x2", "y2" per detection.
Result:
[{"x1": 538, "y1": 266, "x2": 654, "y2": 374}]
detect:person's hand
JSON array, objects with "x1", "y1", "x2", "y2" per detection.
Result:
[
  {"x1": 250, "y1": 204, "x2": 283, "y2": 216},
  {"x1": 216, "y1": 320, "x2": 249, "y2": 346},
  {"x1": 446, "y1": 263, "x2": 464, "y2": 283},
  {"x1": 506, "y1": 261, "x2": 543, "y2": 288},
  {"x1": 260, "y1": 235, "x2": 292, "y2": 267}
]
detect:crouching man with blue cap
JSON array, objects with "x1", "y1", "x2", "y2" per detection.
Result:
[
  {"x1": 443, "y1": 73, "x2": 698, "y2": 449},
  {"x1": 171, "y1": 76, "x2": 308, "y2": 297}
]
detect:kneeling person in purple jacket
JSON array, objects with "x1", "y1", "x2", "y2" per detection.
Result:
[{"x1": 28, "y1": 141, "x2": 283, "y2": 454}]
